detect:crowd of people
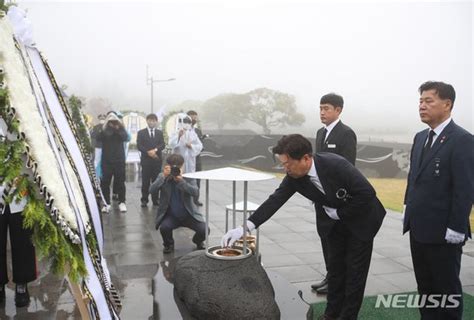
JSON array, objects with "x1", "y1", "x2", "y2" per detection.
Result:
[
  {"x1": 91, "y1": 110, "x2": 207, "y2": 254},
  {"x1": 1, "y1": 81, "x2": 472, "y2": 319}
]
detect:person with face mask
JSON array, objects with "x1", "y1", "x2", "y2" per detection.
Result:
[
  {"x1": 186, "y1": 110, "x2": 206, "y2": 206},
  {"x1": 168, "y1": 113, "x2": 203, "y2": 174},
  {"x1": 97, "y1": 112, "x2": 129, "y2": 212},
  {"x1": 137, "y1": 113, "x2": 165, "y2": 207}
]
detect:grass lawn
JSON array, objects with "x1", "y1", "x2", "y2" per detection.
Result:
[
  {"x1": 368, "y1": 178, "x2": 406, "y2": 212},
  {"x1": 368, "y1": 178, "x2": 474, "y2": 229}
]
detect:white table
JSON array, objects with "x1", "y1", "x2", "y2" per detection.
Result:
[{"x1": 183, "y1": 167, "x2": 274, "y2": 258}]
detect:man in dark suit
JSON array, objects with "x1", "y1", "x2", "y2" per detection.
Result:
[
  {"x1": 404, "y1": 81, "x2": 473, "y2": 319},
  {"x1": 137, "y1": 113, "x2": 165, "y2": 207},
  {"x1": 313, "y1": 93, "x2": 357, "y2": 294},
  {"x1": 223, "y1": 134, "x2": 386, "y2": 320}
]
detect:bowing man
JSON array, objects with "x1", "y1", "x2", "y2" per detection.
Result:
[{"x1": 222, "y1": 134, "x2": 386, "y2": 320}]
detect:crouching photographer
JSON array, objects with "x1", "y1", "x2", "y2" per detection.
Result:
[{"x1": 149, "y1": 154, "x2": 207, "y2": 253}]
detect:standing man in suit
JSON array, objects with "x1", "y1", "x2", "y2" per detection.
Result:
[
  {"x1": 137, "y1": 113, "x2": 165, "y2": 208},
  {"x1": 313, "y1": 93, "x2": 357, "y2": 294},
  {"x1": 223, "y1": 134, "x2": 386, "y2": 320},
  {"x1": 404, "y1": 81, "x2": 473, "y2": 319}
]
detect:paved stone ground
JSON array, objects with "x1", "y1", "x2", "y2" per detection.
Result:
[{"x1": 1, "y1": 170, "x2": 473, "y2": 319}]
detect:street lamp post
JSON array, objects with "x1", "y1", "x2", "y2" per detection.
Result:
[{"x1": 146, "y1": 65, "x2": 175, "y2": 114}]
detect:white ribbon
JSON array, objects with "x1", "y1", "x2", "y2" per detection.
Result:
[
  {"x1": 25, "y1": 47, "x2": 118, "y2": 319},
  {"x1": 7, "y1": 6, "x2": 34, "y2": 47}
]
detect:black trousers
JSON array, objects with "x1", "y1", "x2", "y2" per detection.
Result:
[
  {"x1": 325, "y1": 222, "x2": 373, "y2": 320},
  {"x1": 141, "y1": 159, "x2": 162, "y2": 204},
  {"x1": 0, "y1": 206, "x2": 36, "y2": 285},
  {"x1": 101, "y1": 161, "x2": 126, "y2": 204},
  {"x1": 160, "y1": 214, "x2": 206, "y2": 247},
  {"x1": 410, "y1": 234, "x2": 463, "y2": 320},
  {"x1": 321, "y1": 236, "x2": 329, "y2": 273}
]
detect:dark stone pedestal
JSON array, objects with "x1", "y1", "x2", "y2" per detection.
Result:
[
  {"x1": 173, "y1": 251, "x2": 280, "y2": 320},
  {"x1": 152, "y1": 252, "x2": 312, "y2": 320}
]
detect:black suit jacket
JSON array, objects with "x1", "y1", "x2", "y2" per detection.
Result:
[
  {"x1": 137, "y1": 128, "x2": 165, "y2": 163},
  {"x1": 403, "y1": 120, "x2": 473, "y2": 243},
  {"x1": 315, "y1": 121, "x2": 357, "y2": 165},
  {"x1": 248, "y1": 153, "x2": 386, "y2": 241}
]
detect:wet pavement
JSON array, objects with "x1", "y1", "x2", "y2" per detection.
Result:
[{"x1": 1, "y1": 167, "x2": 474, "y2": 319}]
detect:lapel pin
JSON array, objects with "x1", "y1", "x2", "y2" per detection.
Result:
[{"x1": 440, "y1": 136, "x2": 446, "y2": 144}]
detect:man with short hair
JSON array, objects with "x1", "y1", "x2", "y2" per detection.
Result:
[
  {"x1": 137, "y1": 113, "x2": 165, "y2": 207},
  {"x1": 223, "y1": 134, "x2": 386, "y2": 320},
  {"x1": 150, "y1": 154, "x2": 207, "y2": 253},
  {"x1": 312, "y1": 93, "x2": 357, "y2": 294},
  {"x1": 404, "y1": 81, "x2": 473, "y2": 319}
]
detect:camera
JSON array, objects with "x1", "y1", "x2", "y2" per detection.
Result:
[{"x1": 170, "y1": 165, "x2": 181, "y2": 177}]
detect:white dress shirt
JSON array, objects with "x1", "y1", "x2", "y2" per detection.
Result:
[
  {"x1": 425, "y1": 117, "x2": 451, "y2": 147},
  {"x1": 307, "y1": 159, "x2": 339, "y2": 220},
  {"x1": 148, "y1": 127, "x2": 155, "y2": 139}
]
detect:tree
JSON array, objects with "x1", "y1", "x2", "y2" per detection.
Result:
[
  {"x1": 245, "y1": 88, "x2": 305, "y2": 134},
  {"x1": 197, "y1": 88, "x2": 305, "y2": 133},
  {"x1": 200, "y1": 93, "x2": 249, "y2": 130}
]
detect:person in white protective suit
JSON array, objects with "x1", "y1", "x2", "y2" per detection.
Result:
[{"x1": 168, "y1": 113, "x2": 203, "y2": 174}]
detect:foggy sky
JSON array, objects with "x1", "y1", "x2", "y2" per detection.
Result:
[{"x1": 18, "y1": 0, "x2": 473, "y2": 142}]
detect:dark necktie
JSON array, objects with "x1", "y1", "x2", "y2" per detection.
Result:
[
  {"x1": 320, "y1": 128, "x2": 328, "y2": 150},
  {"x1": 420, "y1": 130, "x2": 435, "y2": 165},
  {"x1": 150, "y1": 129, "x2": 154, "y2": 139}
]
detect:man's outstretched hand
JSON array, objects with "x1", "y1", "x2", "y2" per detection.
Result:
[{"x1": 221, "y1": 221, "x2": 256, "y2": 248}]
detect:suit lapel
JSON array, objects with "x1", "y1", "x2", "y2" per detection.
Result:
[
  {"x1": 314, "y1": 155, "x2": 330, "y2": 196},
  {"x1": 412, "y1": 129, "x2": 428, "y2": 174},
  {"x1": 416, "y1": 121, "x2": 454, "y2": 179},
  {"x1": 315, "y1": 155, "x2": 342, "y2": 207},
  {"x1": 325, "y1": 121, "x2": 340, "y2": 143}
]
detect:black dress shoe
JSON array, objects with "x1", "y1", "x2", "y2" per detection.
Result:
[
  {"x1": 316, "y1": 282, "x2": 328, "y2": 294},
  {"x1": 163, "y1": 245, "x2": 174, "y2": 254},
  {"x1": 311, "y1": 276, "x2": 328, "y2": 290},
  {"x1": 153, "y1": 202, "x2": 159, "y2": 207},
  {"x1": 194, "y1": 201, "x2": 203, "y2": 206},
  {"x1": 15, "y1": 284, "x2": 30, "y2": 308},
  {"x1": 140, "y1": 201, "x2": 147, "y2": 208},
  {"x1": 196, "y1": 242, "x2": 205, "y2": 250}
]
